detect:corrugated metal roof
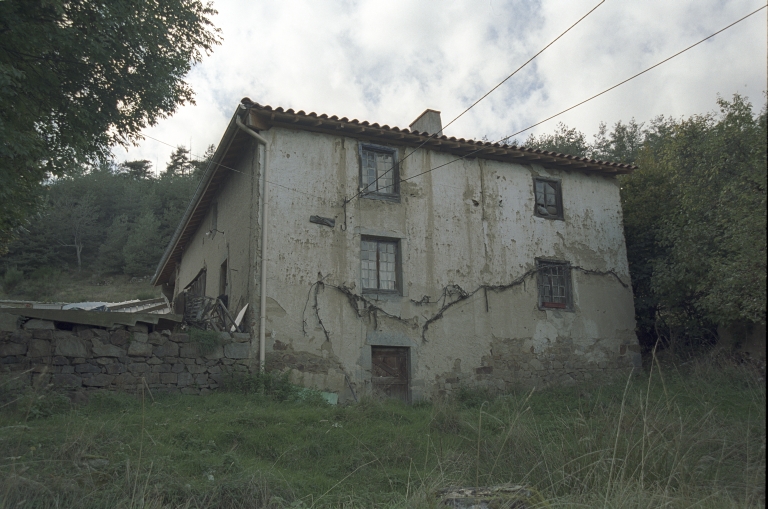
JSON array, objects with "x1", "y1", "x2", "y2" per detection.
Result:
[{"x1": 2, "y1": 308, "x2": 182, "y2": 329}]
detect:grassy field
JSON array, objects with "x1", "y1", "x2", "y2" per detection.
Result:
[
  {"x1": 0, "y1": 271, "x2": 161, "y2": 304},
  {"x1": 0, "y1": 357, "x2": 764, "y2": 508}
]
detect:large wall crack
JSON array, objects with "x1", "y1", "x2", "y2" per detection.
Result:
[{"x1": 300, "y1": 267, "x2": 629, "y2": 343}]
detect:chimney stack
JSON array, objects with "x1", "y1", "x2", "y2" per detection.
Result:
[{"x1": 409, "y1": 109, "x2": 442, "y2": 136}]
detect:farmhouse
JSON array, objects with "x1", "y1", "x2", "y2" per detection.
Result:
[{"x1": 152, "y1": 99, "x2": 641, "y2": 402}]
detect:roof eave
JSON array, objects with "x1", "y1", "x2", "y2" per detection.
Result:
[{"x1": 151, "y1": 107, "x2": 245, "y2": 286}]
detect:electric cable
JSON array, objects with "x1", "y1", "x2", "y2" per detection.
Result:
[
  {"x1": 398, "y1": 4, "x2": 767, "y2": 185},
  {"x1": 344, "y1": 0, "x2": 606, "y2": 204}
]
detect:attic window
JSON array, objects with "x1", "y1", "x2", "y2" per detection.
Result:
[
  {"x1": 534, "y1": 178, "x2": 563, "y2": 220},
  {"x1": 359, "y1": 144, "x2": 398, "y2": 200},
  {"x1": 537, "y1": 260, "x2": 572, "y2": 310}
]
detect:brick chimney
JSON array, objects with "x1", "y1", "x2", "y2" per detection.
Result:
[{"x1": 409, "y1": 109, "x2": 442, "y2": 135}]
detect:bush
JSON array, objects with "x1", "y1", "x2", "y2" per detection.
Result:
[
  {"x1": 222, "y1": 370, "x2": 320, "y2": 403},
  {"x1": 455, "y1": 384, "x2": 497, "y2": 408},
  {"x1": 24, "y1": 267, "x2": 62, "y2": 300},
  {"x1": 2, "y1": 267, "x2": 23, "y2": 292},
  {"x1": 188, "y1": 327, "x2": 222, "y2": 356}
]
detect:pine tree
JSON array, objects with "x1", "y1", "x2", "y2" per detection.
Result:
[{"x1": 165, "y1": 146, "x2": 194, "y2": 176}]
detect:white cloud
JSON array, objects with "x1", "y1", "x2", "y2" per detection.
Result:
[{"x1": 115, "y1": 0, "x2": 767, "y2": 171}]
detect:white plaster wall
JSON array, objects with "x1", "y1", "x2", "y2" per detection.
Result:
[
  {"x1": 255, "y1": 126, "x2": 638, "y2": 399},
  {"x1": 175, "y1": 142, "x2": 259, "y2": 325}
]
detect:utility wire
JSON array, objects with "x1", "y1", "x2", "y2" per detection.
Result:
[
  {"x1": 497, "y1": 3, "x2": 768, "y2": 142},
  {"x1": 344, "y1": 0, "x2": 606, "y2": 204},
  {"x1": 399, "y1": 4, "x2": 767, "y2": 185}
]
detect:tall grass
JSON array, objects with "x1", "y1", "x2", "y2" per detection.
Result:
[{"x1": 0, "y1": 356, "x2": 764, "y2": 508}]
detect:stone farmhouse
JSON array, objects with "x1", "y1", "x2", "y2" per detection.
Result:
[{"x1": 152, "y1": 98, "x2": 641, "y2": 402}]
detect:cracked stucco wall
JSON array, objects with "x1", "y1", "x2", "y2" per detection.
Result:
[
  {"x1": 177, "y1": 125, "x2": 640, "y2": 401},
  {"x1": 175, "y1": 141, "x2": 260, "y2": 339}
]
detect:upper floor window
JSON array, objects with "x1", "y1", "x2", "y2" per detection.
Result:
[
  {"x1": 534, "y1": 178, "x2": 563, "y2": 220},
  {"x1": 360, "y1": 144, "x2": 398, "y2": 199},
  {"x1": 537, "y1": 259, "x2": 573, "y2": 310},
  {"x1": 361, "y1": 238, "x2": 400, "y2": 294}
]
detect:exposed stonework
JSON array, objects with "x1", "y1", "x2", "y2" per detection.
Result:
[
  {"x1": 0, "y1": 314, "x2": 258, "y2": 395},
  {"x1": 431, "y1": 335, "x2": 640, "y2": 396}
]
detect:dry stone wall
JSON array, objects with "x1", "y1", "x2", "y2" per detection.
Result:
[{"x1": 0, "y1": 313, "x2": 256, "y2": 395}]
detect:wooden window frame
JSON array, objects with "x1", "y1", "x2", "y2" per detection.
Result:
[
  {"x1": 536, "y1": 259, "x2": 573, "y2": 311},
  {"x1": 359, "y1": 143, "x2": 399, "y2": 202},
  {"x1": 361, "y1": 236, "x2": 401, "y2": 295},
  {"x1": 533, "y1": 177, "x2": 564, "y2": 220}
]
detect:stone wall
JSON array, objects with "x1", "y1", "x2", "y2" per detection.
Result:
[{"x1": 0, "y1": 313, "x2": 256, "y2": 395}]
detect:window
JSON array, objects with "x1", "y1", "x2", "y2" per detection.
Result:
[
  {"x1": 537, "y1": 260, "x2": 572, "y2": 310},
  {"x1": 361, "y1": 238, "x2": 400, "y2": 293},
  {"x1": 534, "y1": 178, "x2": 563, "y2": 220},
  {"x1": 360, "y1": 144, "x2": 398, "y2": 199},
  {"x1": 219, "y1": 259, "x2": 227, "y2": 297}
]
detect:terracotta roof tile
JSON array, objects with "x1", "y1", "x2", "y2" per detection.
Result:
[{"x1": 239, "y1": 99, "x2": 636, "y2": 171}]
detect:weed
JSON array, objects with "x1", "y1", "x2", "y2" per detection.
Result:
[
  {"x1": 0, "y1": 359, "x2": 763, "y2": 508},
  {"x1": 455, "y1": 384, "x2": 497, "y2": 408},
  {"x1": 188, "y1": 327, "x2": 223, "y2": 356},
  {"x1": 221, "y1": 370, "x2": 326, "y2": 404}
]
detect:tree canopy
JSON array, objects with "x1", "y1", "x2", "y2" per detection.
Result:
[
  {"x1": 0, "y1": 0, "x2": 220, "y2": 252},
  {"x1": 1, "y1": 158, "x2": 199, "y2": 288},
  {"x1": 525, "y1": 95, "x2": 767, "y2": 349}
]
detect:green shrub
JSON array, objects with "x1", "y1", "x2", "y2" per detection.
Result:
[
  {"x1": 28, "y1": 266, "x2": 61, "y2": 281},
  {"x1": 25, "y1": 391, "x2": 71, "y2": 419},
  {"x1": 455, "y1": 384, "x2": 497, "y2": 408},
  {"x1": 2, "y1": 267, "x2": 23, "y2": 292},
  {"x1": 188, "y1": 327, "x2": 222, "y2": 355},
  {"x1": 23, "y1": 267, "x2": 62, "y2": 300},
  {"x1": 222, "y1": 370, "x2": 318, "y2": 403}
]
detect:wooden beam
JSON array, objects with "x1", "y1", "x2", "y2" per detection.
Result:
[{"x1": 247, "y1": 110, "x2": 271, "y2": 131}]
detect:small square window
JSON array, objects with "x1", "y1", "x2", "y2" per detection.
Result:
[
  {"x1": 534, "y1": 178, "x2": 563, "y2": 220},
  {"x1": 360, "y1": 144, "x2": 398, "y2": 199},
  {"x1": 361, "y1": 238, "x2": 400, "y2": 293},
  {"x1": 537, "y1": 260, "x2": 572, "y2": 310}
]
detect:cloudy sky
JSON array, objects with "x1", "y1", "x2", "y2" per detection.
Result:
[{"x1": 116, "y1": 0, "x2": 767, "y2": 173}]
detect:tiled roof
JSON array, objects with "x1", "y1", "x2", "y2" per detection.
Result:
[
  {"x1": 241, "y1": 97, "x2": 636, "y2": 174},
  {"x1": 153, "y1": 99, "x2": 636, "y2": 286}
]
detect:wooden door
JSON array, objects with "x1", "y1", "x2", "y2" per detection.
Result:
[{"x1": 371, "y1": 346, "x2": 409, "y2": 403}]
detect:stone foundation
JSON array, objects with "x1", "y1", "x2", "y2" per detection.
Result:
[
  {"x1": 430, "y1": 335, "x2": 641, "y2": 398},
  {"x1": 0, "y1": 313, "x2": 257, "y2": 395}
]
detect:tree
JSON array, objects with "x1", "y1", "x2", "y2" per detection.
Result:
[
  {"x1": 523, "y1": 122, "x2": 589, "y2": 157},
  {"x1": 592, "y1": 119, "x2": 645, "y2": 164},
  {"x1": 119, "y1": 160, "x2": 154, "y2": 180},
  {"x1": 621, "y1": 95, "x2": 766, "y2": 348},
  {"x1": 191, "y1": 144, "x2": 216, "y2": 178},
  {"x1": 123, "y1": 211, "x2": 163, "y2": 277},
  {"x1": 97, "y1": 214, "x2": 130, "y2": 274},
  {"x1": 166, "y1": 146, "x2": 195, "y2": 176},
  {"x1": 50, "y1": 193, "x2": 100, "y2": 271},
  {"x1": 0, "y1": 0, "x2": 220, "y2": 253}
]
